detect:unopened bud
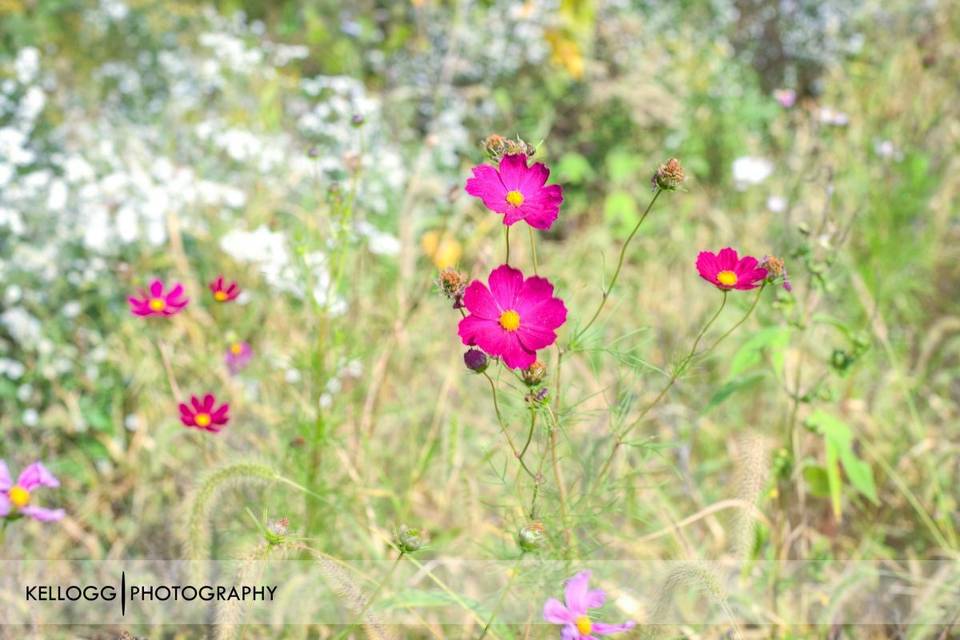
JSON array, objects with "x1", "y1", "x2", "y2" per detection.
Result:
[
  {"x1": 395, "y1": 524, "x2": 426, "y2": 554},
  {"x1": 351, "y1": 113, "x2": 365, "y2": 127},
  {"x1": 521, "y1": 361, "x2": 546, "y2": 386},
  {"x1": 437, "y1": 268, "x2": 467, "y2": 308},
  {"x1": 463, "y1": 349, "x2": 489, "y2": 373},
  {"x1": 517, "y1": 521, "x2": 546, "y2": 552},
  {"x1": 265, "y1": 518, "x2": 289, "y2": 545},
  {"x1": 760, "y1": 255, "x2": 792, "y2": 292},
  {"x1": 525, "y1": 387, "x2": 549, "y2": 407},
  {"x1": 483, "y1": 134, "x2": 535, "y2": 162},
  {"x1": 652, "y1": 158, "x2": 685, "y2": 191}
]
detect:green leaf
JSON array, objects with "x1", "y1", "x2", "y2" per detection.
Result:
[
  {"x1": 704, "y1": 371, "x2": 766, "y2": 413},
  {"x1": 805, "y1": 410, "x2": 879, "y2": 520},
  {"x1": 729, "y1": 326, "x2": 790, "y2": 377},
  {"x1": 803, "y1": 465, "x2": 831, "y2": 498}
]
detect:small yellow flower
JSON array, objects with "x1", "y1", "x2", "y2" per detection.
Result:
[{"x1": 421, "y1": 230, "x2": 462, "y2": 269}]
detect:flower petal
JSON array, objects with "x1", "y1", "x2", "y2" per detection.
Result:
[
  {"x1": 516, "y1": 324, "x2": 557, "y2": 352},
  {"x1": 592, "y1": 620, "x2": 636, "y2": 635},
  {"x1": 0, "y1": 460, "x2": 11, "y2": 490},
  {"x1": 462, "y1": 281, "x2": 500, "y2": 320},
  {"x1": 543, "y1": 598, "x2": 574, "y2": 624},
  {"x1": 563, "y1": 571, "x2": 593, "y2": 615},
  {"x1": 695, "y1": 251, "x2": 719, "y2": 280},
  {"x1": 717, "y1": 247, "x2": 739, "y2": 270},
  {"x1": 465, "y1": 165, "x2": 510, "y2": 214},
  {"x1": 560, "y1": 625, "x2": 581, "y2": 640},
  {"x1": 149, "y1": 280, "x2": 164, "y2": 297},
  {"x1": 17, "y1": 462, "x2": 60, "y2": 490},
  {"x1": 497, "y1": 154, "x2": 529, "y2": 190},
  {"x1": 488, "y1": 264, "x2": 525, "y2": 310},
  {"x1": 499, "y1": 334, "x2": 536, "y2": 369},
  {"x1": 21, "y1": 506, "x2": 66, "y2": 522},
  {"x1": 0, "y1": 494, "x2": 11, "y2": 517},
  {"x1": 520, "y1": 297, "x2": 568, "y2": 333}
]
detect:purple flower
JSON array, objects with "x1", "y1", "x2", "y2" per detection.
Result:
[
  {"x1": 543, "y1": 571, "x2": 635, "y2": 639},
  {"x1": 225, "y1": 341, "x2": 253, "y2": 374},
  {"x1": 0, "y1": 460, "x2": 65, "y2": 522}
]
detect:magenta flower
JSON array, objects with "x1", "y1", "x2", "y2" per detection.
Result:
[
  {"x1": 696, "y1": 247, "x2": 768, "y2": 291},
  {"x1": 179, "y1": 394, "x2": 230, "y2": 433},
  {"x1": 543, "y1": 571, "x2": 635, "y2": 639},
  {"x1": 465, "y1": 154, "x2": 563, "y2": 230},
  {"x1": 225, "y1": 341, "x2": 253, "y2": 374},
  {"x1": 0, "y1": 460, "x2": 65, "y2": 522},
  {"x1": 458, "y1": 264, "x2": 567, "y2": 369},
  {"x1": 129, "y1": 280, "x2": 189, "y2": 317},
  {"x1": 209, "y1": 275, "x2": 240, "y2": 303}
]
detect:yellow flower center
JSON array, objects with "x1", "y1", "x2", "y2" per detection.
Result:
[
  {"x1": 9, "y1": 485, "x2": 30, "y2": 508},
  {"x1": 575, "y1": 615, "x2": 592, "y2": 635},
  {"x1": 213, "y1": 291, "x2": 228, "y2": 301},
  {"x1": 230, "y1": 343, "x2": 244, "y2": 355},
  {"x1": 499, "y1": 309, "x2": 521, "y2": 332},
  {"x1": 148, "y1": 298, "x2": 167, "y2": 311},
  {"x1": 195, "y1": 413, "x2": 212, "y2": 427},
  {"x1": 717, "y1": 270, "x2": 738, "y2": 287},
  {"x1": 505, "y1": 190, "x2": 525, "y2": 207}
]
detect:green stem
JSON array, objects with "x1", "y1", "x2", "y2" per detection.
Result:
[
  {"x1": 518, "y1": 410, "x2": 536, "y2": 460},
  {"x1": 702, "y1": 284, "x2": 765, "y2": 354},
  {"x1": 577, "y1": 188, "x2": 662, "y2": 339},
  {"x1": 504, "y1": 225, "x2": 511, "y2": 265},
  {"x1": 483, "y1": 371, "x2": 537, "y2": 480},
  {"x1": 596, "y1": 289, "x2": 731, "y2": 481},
  {"x1": 528, "y1": 226, "x2": 539, "y2": 275},
  {"x1": 478, "y1": 558, "x2": 523, "y2": 639}
]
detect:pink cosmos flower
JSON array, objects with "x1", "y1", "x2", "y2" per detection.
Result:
[
  {"x1": 209, "y1": 275, "x2": 240, "y2": 303},
  {"x1": 129, "y1": 280, "x2": 189, "y2": 317},
  {"x1": 543, "y1": 571, "x2": 635, "y2": 639},
  {"x1": 0, "y1": 460, "x2": 65, "y2": 522},
  {"x1": 774, "y1": 88, "x2": 797, "y2": 108},
  {"x1": 225, "y1": 341, "x2": 253, "y2": 374},
  {"x1": 179, "y1": 394, "x2": 230, "y2": 433},
  {"x1": 458, "y1": 264, "x2": 567, "y2": 369},
  {"x1": 696, "y1": 248, "x2": 768, "y2": 291},
  {"x1": 465, "y1": 154, "x2": 563, "y2": 230}
]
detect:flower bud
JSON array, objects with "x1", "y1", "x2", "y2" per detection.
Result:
[
  {"x1": 437, "y1": 267, "x2": 467, "y2": 308},
  {"x1": 395, "y1": 524, "x2": 427, "y2": 554},
  {"x1": 651, "y1": 158, "x2": 685, "y2": 191},
  {"x1": 483, "y1": 134, "x2": 535, "y2": 162},
  {"x1": 351, "y1": 113, "x2": 365, "y2": 127},
  {"x1": 463, "y1": 349, "x2": 489, "y2": 373},
  {"x1": 760, "y1": 255, "x2": 792, "y2": 292},
  {"x1": 517, "y1": 521, "x2": 546, "y2": 552},
  {"x1": 265, "y1": 518, "x2": 289, "y2": 545},
  {"x1": 521, "y1": 361, "x2": 546, "y2": 386},
  {"x1": 525, "y1": 387, "x2": 549, "y2": 408}
]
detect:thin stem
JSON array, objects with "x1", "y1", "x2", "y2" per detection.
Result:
[
  {"x1": 596, "y1": 290, "x2": 731, "y2": 480},
  {"x1": 504, "y1": 225, "x2": 511, "y2": 265},
  {"x1": 478, "y1": 558, "x2": 523, "y2": 639},
  {"x1": 528, "y1": 226, "x2": 539, "y2": 275},
  {"x1": 703, "y1": 284, "x2": 765, "y2": 354},
  {"x1": 483, "y1": 371, "x2": 537, "y2": 480},
  {"x1": 577, "y1": 188, "x2": 662, "y2": 339},
  {"x1": 518, "y1": 410, "x2": 536, "y2": 460}
]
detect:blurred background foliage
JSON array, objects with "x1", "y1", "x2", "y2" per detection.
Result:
[{"x1": 1, "y1": 0, "x2": 959, "y2": 637}]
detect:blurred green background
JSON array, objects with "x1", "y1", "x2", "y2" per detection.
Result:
[{"x1": 1, "y1": 0, "x2": 958, "y2": 637}]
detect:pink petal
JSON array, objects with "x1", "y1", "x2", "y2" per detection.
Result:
[
  {"x1": 502, "y1": 206, "x2": 527, "y2": 226},
  {"x1": 543, "y1": 598, "x2": 574, "y2": 624},
  {"x1": 0, "y1": 460, "x2": 13, "y2": 490},
  {"x1": 497, "y1": 154, "x2": 529, "y2": 190},
  {"x1": 517, "y1": 275, "x2": 555, "y2": 304},
  {"x1": 717, "y1": 247, "x2": 739, "y2": 270},
  {"x1": 462, "y1": 281, "x2": 501, "y2": 320},
  {"x1": 190, "y1": 396, "x2": 203, "y2": 412},
  {"x1": 0, "y1": 494, "x2": 10, "y2": 517},
  {"x1": 149, "y1": 280, "x2": 164, "y2": 297},
  {"x1": 465, "y1": 165, "x2": 510, "y2": 214},
  {"x1": 202, "y1": 394, "x2": 215, "y2": 411},
  {"x1": 458, "y1": 316, "x2": 510, "y2": 357},
  {"x1": 585, "y1": 589, "x2": 606, "y2": 609},
  {"x1": 518, "y1": 161, "x2": 550, "y2": 192},
  {"x1": 21, "y1": 505, "x2": 65, "y2": 522},
  {"x1": 695, "y1": 251, "x2": 718, "y2": 280},
  {"x1": 17, "y1": 462, "x2": 60, "y2": 490},
  {"x1": 560, "y1": 625, "x2": 580, "y2": 640},
  {"x1": 488, "y1": 264, "x2": 524, "y2": 309},
  {"x1": 563, "y1": 571, "x2": 593, "y2": 616},
  {"x1": 520, "y1": 297, "x2": 567, "y2": 333},
  {"x1": 592, "y1": 620, "x2": 636, "y2": 635},
  {"x1": 735, "y1": 255, "x2": 759, "y2": 274},
  {"x1": 499, "y1": 335, "x2": 536, "y2": 369},
  {"x1": 211, "y1": 405, "x2": 229, "y2": 421},
  {"x1": 517, "y1": 324, "x2": 557, "y2": 351}
]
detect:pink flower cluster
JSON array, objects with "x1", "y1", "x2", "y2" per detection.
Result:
[{"x1": 128, "y1": 275, "x2": 254, "y2": 435}]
